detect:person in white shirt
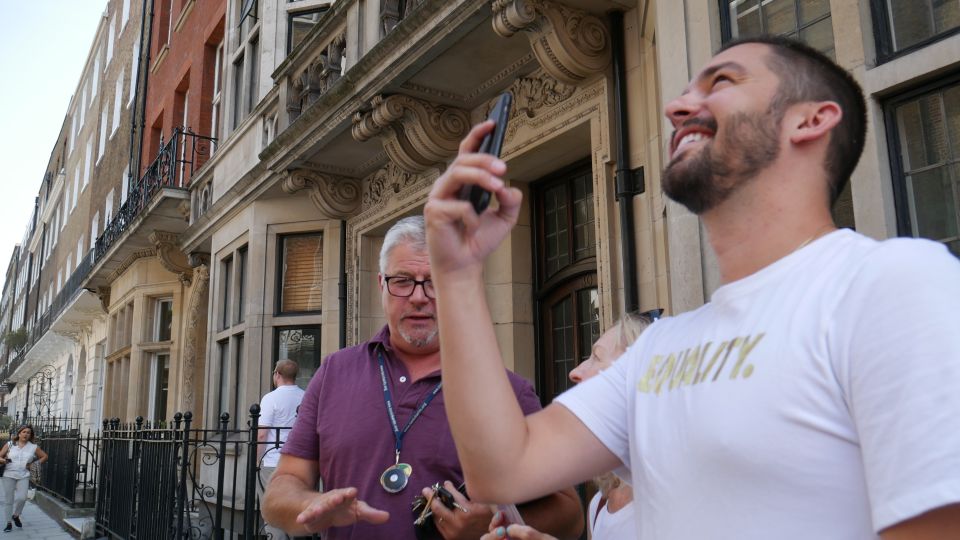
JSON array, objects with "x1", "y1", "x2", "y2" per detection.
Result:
[
  {"x1": 257, "y1": 359, "x2": 306, "y2": 540},
  {"x1": 0, "y1": 425, "x2": 48, "y2": 532},
  {"x1": 425, "y1": 35, "x2": 960, "y2": 539}
]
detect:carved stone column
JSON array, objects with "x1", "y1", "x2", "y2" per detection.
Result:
[
  {"x1": 352, "y1": 94, "x2": 470, "y2": 174},
  {"x1": 492, "y1": 0, "x2": 610, "y2": 86},
  {"x1": 281, "y1": 170, "x2": 362, "y2": 219},
  {"x1": 179, "y1": 255, "x2": 209, "y2": 418}
]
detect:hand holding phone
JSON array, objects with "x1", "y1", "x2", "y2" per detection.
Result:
[{"x1": 458, "y1": 92, "x2": 513, "y2": 214}]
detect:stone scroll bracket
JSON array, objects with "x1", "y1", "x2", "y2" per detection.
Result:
[
  {"x1": 492, "y1": 0, "x2": 611, "y2": 86},
  {"x1": 351, "y1": 94, "x2": 470, "y2": 174},
  {"x1": 149, "y1": 231, "x2": 194, "y2": 286},
  {"x1": 281, "y1": 170, "x2": 362, "y2": 219}
]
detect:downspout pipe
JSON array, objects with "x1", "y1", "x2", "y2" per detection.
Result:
[
  {"x1": 609, "y1": 11, "x2": 642, "y2": 314},
  {"x1": 338, "y1": 220, "x2": 347, "y2": 349},
  {"x1": 131, "y1": 0, "x2": 156, "y2": 181}
]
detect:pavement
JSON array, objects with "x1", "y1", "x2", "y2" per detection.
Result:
[{"x1": 0, "y1": 500, "x2": 74, "y2": 539}]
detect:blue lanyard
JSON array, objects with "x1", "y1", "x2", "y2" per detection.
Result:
[{"x1": 377, "y1": 350, "x2": 442, "y2": 456}]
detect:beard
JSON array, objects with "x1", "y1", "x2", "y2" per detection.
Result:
[
  {"x1": 663, "y1": 108, "x2": 782, "y2": 215},
  {"x1": 398, "y1": 314, "x2": 438, "y2": 348}
]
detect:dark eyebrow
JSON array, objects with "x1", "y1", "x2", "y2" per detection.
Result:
[{"x1": 696, "y1": 61, "x2": 747, "y2": 85}]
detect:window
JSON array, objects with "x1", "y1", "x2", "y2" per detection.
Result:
[
  {"x1": 277, "y1": 233, "x2": 323, "y2": 313},
  {"x1": 106, "y1": 20, "x2": 115, "y2": 65},
  {"x1": 237, "y1": 246, "x2": 247, "y2": 324},
  {"x1": 105, "y1": 189, "x2": 115, "y2": 223},
  {"x1": 220, "y1": 255, "x2": 233, "y2": 330},
  {"x1": 148, "y1": 353, "x2": 170, "y2": 421},
  {"x1": 122, "y1": 0, "x2": 130, "y2": 28},
  {"x1": 534, "y1": 161, "x2": 599, "y2": 403},
  {"x1": 217, "y1": 339, "x2": 230, "y2": 421},
  {"x1": 153, "y1": 298, "x2": 173, "y2": 341},
  {"x1": 121, "y1": 168, "x2": 130, "y2": 204},
  {"x1": 84, "y1": 141, "x2": 93, "y2": 187},
  {"x1": 92, "y1": 53, "x2": 100, "y2": 97},
  {"x1": 886, "y1": 76, "x2": 960, "y2": 257},
  {"x1": 98, "y1": 110, "x2": 108, "y2": 160},
  {"x1": 80, "y1": 87, "x2": 87, "y2": 125},
  {"x1": 112, "y1": 68, "x2": 124, "y2": 136},
  {"x1": 720, "y1": 0, "x2": 835, "y2": 59},
  {"x1": 129, "y1": 39, "x2": 139, "y2": 107},
  {"x1": 211, "y1": 40, "x2": 224, "y2": 140},
  {"x1": 275, "y1": 326, "x2": 321, "y2": 388},
  {"x1": 91, "y1": 212, "x2": 100, "y2": 244},
  {"x1": 230, "y1": 0, "x2": 261, "y2": 129},
  {"x1": 77, "y1": 235, "x2": 85, "y2": 267},
  {"x1": 72, "y1": 167, "x2": 80, "y2": 209},
  {"x1": 70, "y1": 114, "x2": 77, "y2": 153},
  {"x1": 287, "y1": 7, "x2": 329, "y2": 53},
  {"x1": 874, "y1": 0, "x2": 960, "y2": 60}
]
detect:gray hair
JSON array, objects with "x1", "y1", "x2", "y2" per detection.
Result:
[{"x1": 379, "y1": 216, "x2": 427, "y2": 274}]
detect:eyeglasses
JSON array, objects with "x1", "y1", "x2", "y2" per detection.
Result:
[{"x1": 384, "y1": 276, "x2": 436, "y2": 299}]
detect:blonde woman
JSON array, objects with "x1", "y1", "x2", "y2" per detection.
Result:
[
  {"x1": 0, "y1": 425, "x2": 48, "y2": 532},
  {"x1": 484, "y1": 310, "x2": 657, "y2": 540}
]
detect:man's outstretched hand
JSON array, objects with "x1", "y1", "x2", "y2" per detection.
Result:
[
  {"x1": 424, "y1": 121, "x2": 523, "y2": 279},
  {"x1": 294, "y1": 487, "x2": 389, "y2": 534}
]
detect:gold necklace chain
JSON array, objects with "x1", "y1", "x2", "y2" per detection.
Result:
[{"x1": 793, "y1": 225, "x2": 835, "y2": 254}]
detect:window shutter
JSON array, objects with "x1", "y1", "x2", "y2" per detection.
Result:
[{"x1": 281, "y1": 235, "x2": 323, "y2": 312}]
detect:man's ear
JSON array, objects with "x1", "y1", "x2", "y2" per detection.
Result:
[
  {"x1": 788, "y1": 101, "x2": 842, "y2": 145},
  {"x1": 378, "y1": 273, "x2": 385, "y2": 291}
]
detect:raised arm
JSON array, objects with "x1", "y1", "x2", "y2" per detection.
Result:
[{"x1": 424, "y1": 123, "x2": 619, "y2": 504}]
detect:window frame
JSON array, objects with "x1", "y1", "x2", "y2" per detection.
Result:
[
  {"x1": 274, "y1": 231, "x2": 324, "y2": 316},
  {"x1": 870, "y1": 0, "x2": 960, "y2": 64},
  {"x1": 273, "y1": 325, "x2": 322, "y2": 389},
  {"x1": 882, "y1": 70, "x2": 960, "y2": 246},
  {"x1": 718, "y1": 0, "x2": 834, "y2": 50},
  {"x1": 286, "y1": 5, "x2": 331, "y2": 54}
]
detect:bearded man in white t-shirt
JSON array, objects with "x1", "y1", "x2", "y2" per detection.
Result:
[
  {"x1": 423, "y1": 36, "x2": 960, "y2": 539},
  {"x1": 257, "y1": 359, "x2": 306, "y2": 539}
]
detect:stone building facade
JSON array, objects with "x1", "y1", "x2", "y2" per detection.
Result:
[{"x1": 2, "y1": 0, "x2": 958, "y2": 433}]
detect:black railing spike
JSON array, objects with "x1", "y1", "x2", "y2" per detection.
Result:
[
  {"x1": 183, "y1": 411, "x2": 193, "y2": 421},
  {"x1": 135, "y1": 416, "x2": 143, "y2": 429},
  {"x1": 220, "y1": 412, "x2": 230, "y2": 427},
  {"x1": 249, "y1": 403, "x2": 260, "y2": 415}
]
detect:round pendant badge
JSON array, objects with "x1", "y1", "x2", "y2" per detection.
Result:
[{"x1": 380, "y1": 463, "x2": 413, "y2": 493}]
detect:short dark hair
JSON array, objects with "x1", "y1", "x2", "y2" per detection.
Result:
[{"x1": 719, "y1": 36, "x2": 867, "y2": 204}]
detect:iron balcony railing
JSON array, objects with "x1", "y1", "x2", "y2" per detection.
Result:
[
  {"x1": 95, "y1": 127, "x2": 217, "y2": 262},
  {"x1": 0, "y1": 248, "x2": 95, "y2": 383}
]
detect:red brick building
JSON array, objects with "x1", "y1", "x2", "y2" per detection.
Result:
[{"x1": 140, "y1": 0, "x2": 226, "y2": 182}]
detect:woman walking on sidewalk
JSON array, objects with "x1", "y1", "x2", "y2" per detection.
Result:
[{"x1": 0, "y1": 425, "x2": 48, "y2": 532}]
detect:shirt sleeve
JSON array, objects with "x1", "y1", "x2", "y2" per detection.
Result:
[
  {"x1": 553, "y1": 342, "x2": 633, "y2": 472},
  {"x1": 507, "y1": 371, "x2": 543, "y2": 415},
  {"x1": 831, "y1": 239, "x2": 960, "y2": 531},
  {"x1": 281, "y1": 360, "x2": 326, "y2": 461}
]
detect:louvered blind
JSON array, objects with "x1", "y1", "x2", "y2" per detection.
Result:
[{"x1": 280, "y1": 234, "x2": 323, "y2": 312}]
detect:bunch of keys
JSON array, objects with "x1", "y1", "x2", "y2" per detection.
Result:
[{"x1": 412, "y1": 482, "x2": 468, "y2": 525}]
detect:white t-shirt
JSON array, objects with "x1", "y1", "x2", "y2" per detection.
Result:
[
  {"x1": 587, "y1": 491, "x2": 637, "y2": 540},
  {"x1": 259, "y1": 384, "x2": 306, "y2": 468},
  {"x1": 3, "y1": 442, "x2": 38, "y2": 480},
  {"x1": 556, "y1": 230, "x2": 960, "y2": 539}
]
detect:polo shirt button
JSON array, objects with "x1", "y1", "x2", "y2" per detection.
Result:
[{"x1": 399, "y1": 376, "x2": 407, "y2": 383}]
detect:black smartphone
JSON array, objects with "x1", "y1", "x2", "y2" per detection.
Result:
[{"x1": 458, "y1": 92, "x2": 513, "y2": 214}]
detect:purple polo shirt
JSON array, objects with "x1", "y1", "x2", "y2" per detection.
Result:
[{"x1": 282, "y1": 326, "x2": 542, "y2": 540}]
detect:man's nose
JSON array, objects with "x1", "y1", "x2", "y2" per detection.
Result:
[{"x1": 665, "y1": 91, "x2": 702, "y2": 127}]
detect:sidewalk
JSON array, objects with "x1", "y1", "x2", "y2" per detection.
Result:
[{"x1": 0, "y1": 500, "x2": 74, "y2": 539}]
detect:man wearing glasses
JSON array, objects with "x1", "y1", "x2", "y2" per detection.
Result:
[{"x1": 262, "y1": 216, "x2": 582, "y2": 540}]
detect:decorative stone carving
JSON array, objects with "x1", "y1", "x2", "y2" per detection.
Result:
[
  {"x1": 180, "y1": 262, "x2": 209, "y2": 414},
  {"x1": 352, "y1": 95, "x2": 470, "y2": 174},
  {"x1": 95, "y1": 286, "x2": 111, "y2": 312},
  {"x1": 507, "y1": 71, "x2": 576, "y2": 118},
  {"x1": 492, "y1": 0, "x2": 610, "y2": 86},
  {"x1": 149, "y1": 231, "x2": 193, "y2": 285},
  {"x1": 282, "y1": 169, "x2": 362, "y2": 219},
  {"x1": 362, "y1": 162, "x2": 417, "y2": 209},
  {"x1": 288, "y1": 33, "x2": 347, "y2": 121}
]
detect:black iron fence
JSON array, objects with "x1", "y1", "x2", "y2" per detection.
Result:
[
  {"x1": 93, "y1": 405, "x2": 303, "y2": 540},
  {"x1": 35, "y1": 425, "x2": 100, "y2": 507}
]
